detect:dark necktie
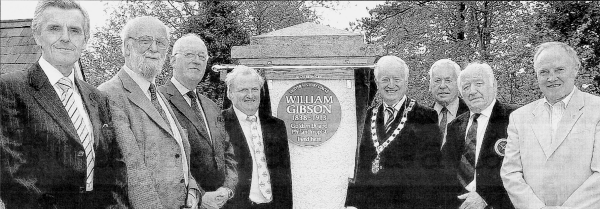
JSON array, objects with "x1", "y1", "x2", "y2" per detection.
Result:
[
  {"x1": 458, "y1": 113, "x2": 480, "y2": 187},
  {"x1": 384, "y1": 106, "x2": 396, "y2": 132},
  {"x1": 439, "y1": 106, "x2": 449, "y2": 138},
  {"x1": 149, "y1": 83, "x2": 168, "y2": 123},
  {"x1": 186, "y1": 91, "x2": 210, "y2": 143}
]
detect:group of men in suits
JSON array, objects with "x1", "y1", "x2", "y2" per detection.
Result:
[
  {"x1": 2, "y1": 1, "x2": 599, "y2": 209},
  {"x1": 0, "y1": 1, "x2": 292, "y2": 208},
  {"x1": 345, "y1": 42, "x2": 600, "y2": 209}
]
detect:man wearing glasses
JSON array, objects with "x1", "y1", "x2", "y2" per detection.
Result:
[
  {"x1": 159, "y1": 34, "x2": 238, "y2": 209},
  {"x1": 98, "y1": 16, "x2": 200, "y2": 209}
]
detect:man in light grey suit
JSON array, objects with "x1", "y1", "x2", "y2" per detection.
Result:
[
  {"x1": 501, "y1": 42, "x2": 600, "y2": 209},
  {"x1": 98, "y1": 16, "x2": 200, "y2": 209}
]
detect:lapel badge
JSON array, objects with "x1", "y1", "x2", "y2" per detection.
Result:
[
  {"x1": 494, "y1": 138, "x2": 508, "y2": 157},
  {"x1": 217, "y1": 116, "x2": 224, "y2": 123}
]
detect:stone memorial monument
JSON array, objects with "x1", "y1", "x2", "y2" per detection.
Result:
[{"x1": 217, "y1": 22, "x2": 381, "y2": 208}]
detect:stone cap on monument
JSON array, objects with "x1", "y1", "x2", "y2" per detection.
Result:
[{"x1": 231, "y1": 22, "x2": 382, "y2": 66}]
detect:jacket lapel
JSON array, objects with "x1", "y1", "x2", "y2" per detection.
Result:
[
  {"x1": 548, "y1": 89, "x2": 584, "y2": 157},
  {"x1": 117, "y1": 68, "x2": 172, "y2": 136},
  {"x1": 163, "y1": 81, "x2": 211, "y2": 142},
  {"x1": 477, "y1": 102, "x2": 503, "y2": 166},
  {"x1": 28, "y1": 64, "x2": 81, "y2": 145},
  {"x1": 530, "y1": 100, "x2": 551, "y2": 158},
  {"x1": 224, "y1": 108, "x2": 251, "y2": 168},
  {"x1": 75, "y1": 78, "x2": 100, "y2": 146}
]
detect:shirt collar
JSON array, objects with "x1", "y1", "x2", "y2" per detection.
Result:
[
  {"x1": 470, "y1": 98, "x2": 496, "y2": 119},
  {"x1": 39, "y1": 56, "x2": 75, "y2": 87},
  {"x1": 233, "y1": 105, "x2": 259, "y2": 122},
  {"x1": 171, "y1": 77, "x2": 194, "y2": 96},
  {"x1": 544, "y1": 86, "x2": 575, "y2": 108},
  {"x1": 123, "y1": 64, "x2": 154, "y2": 92},
  {"x1": 433, "y1": 98, "x2": 460, "y2": 116},
  {"x1": 383, "y1": 95, "x2": 407, "y2": 112}
]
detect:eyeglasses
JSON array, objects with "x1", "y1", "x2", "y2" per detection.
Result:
[
  {"x1": 175, "y1": 52, "x2": 208, "y2": 61},
  {"x1": 129, "y1": 36, "x2": 169, "y2": 50}
]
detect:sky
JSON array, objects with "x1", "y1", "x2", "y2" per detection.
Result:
[{"x1": 0, "y1": 1, "x2": 384, "y2": 32}]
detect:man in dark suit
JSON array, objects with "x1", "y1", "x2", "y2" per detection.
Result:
[
  {"x1": 345, "y1": 55, "x2": 456, "y2": 209},
  {"x1": 98, "y1": 16, "x2": 200, "y2": 208},
  {"x1": 221, "y1": 66, "x2": 292, "y2": 209},
  {"x1": 428, "y1": 59, "x2": 469, "y2": 148},
  {"x1": 442, "y1": 63, "x2": 517, "y2": 209},
  {"x1": 158, "y1": 34, "x2": 238, "y2": 209},
  {"x1": 0, "y1": 0, "x2": 127, "y2": 208}
]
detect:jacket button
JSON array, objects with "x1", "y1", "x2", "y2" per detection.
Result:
[
  {"x1": 180, "y1": 179, "x2": 185, "y2": 183},
  {"x1": 77, "y1": 151, "x2": 85, "y2": 157},
  {"x1": 175, "y1": 154, "x2": 180, "y2": 158}
]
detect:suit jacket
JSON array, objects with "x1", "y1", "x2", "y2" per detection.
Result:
[
  {"x1": 442, "y1": 101, "x2": 517, "y2": 209},
  {"x1": 98, "y1": 67, "x2": 199, "y2": 209},
  {"x1": 158, "y1": 81, "x2": 238, "y2": 196},
  {"x1": 346, "y1": 98, "x2": 457, "y2": 209},
  {"x1": 222, "y1": 108, "x2": 293, "y2": 209},
  {"x1": 501, "y1": 88, "x2": 600, "y2": 209},
  {"x1": 0, "y1": 63, "x2": 127, "y2": 208}
]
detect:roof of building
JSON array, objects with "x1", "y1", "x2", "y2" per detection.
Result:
[
  {"x1": 1, "y1": 18, "x2": 41, "y2": 75},
  {"x1": 255, "y1": 22, "x2": 359, "y2": 37}
]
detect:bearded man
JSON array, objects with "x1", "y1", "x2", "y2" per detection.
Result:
[{"x1": 98, "y1": 16, "x2": 201, "y2": 209}]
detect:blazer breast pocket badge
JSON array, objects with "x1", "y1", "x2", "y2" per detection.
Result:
[{"x1": 494, "y1": 138, "x2": 507, "y2": 157}]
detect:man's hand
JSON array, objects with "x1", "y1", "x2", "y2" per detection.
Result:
[
  {"x1": 186, "y1": 190, "x2": 199, "y2": 209},
  {"x1": 202, "y1": 191, "x2": 226, "y2": 209},
  {"x1": 458, "y1": 192, "x2": 487, "y2": 209},
  {"x1": 214, "y1": 187, "x2": 232, "y2": 208}
]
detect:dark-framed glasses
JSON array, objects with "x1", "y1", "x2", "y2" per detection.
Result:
[
  {"x1": 175, "y1": 52, "x2": 208, "y2": 61},
  {"x1": 129, "y1": 36, "x2": 169, "y2": 50}
]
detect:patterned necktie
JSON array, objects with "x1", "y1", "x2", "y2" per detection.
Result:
[
  {"x1": 186, "y1": 91, "x2": 210, "y2": 143},
  {"x1": 458, "y1": 113, "x2": 480, "y2": 187},
  {"x1": 384, "y1": 106, "x2": 396, "y2": 132},
  {"x1": 439, "y1": 106, "x2": 449, "y2": 140},
  {"x1": 56, "y1": 77, "x2": 95, "y2": 191},
  {"x1": 247, "y1": 115, "x2": 273, "y2": 201},
  {"x1": 149, "y1": 83, "x2": 168, "y2": 123}
]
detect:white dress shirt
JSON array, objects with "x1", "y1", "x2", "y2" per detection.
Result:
[
  {"x1": 170, "y1": 77, "x2": 213, "y2": 142},
  {"x1": 434, "y1": 98, "x2": 460, "y2": 145},
  {"x1": 39, "y1": 57, "x2": 94, "y2": 140},
  {"x1": 232, "y1": 106, "x2": 270, "y2": 203},
  {"x1": 544, "y1": 86, "x2": 575, "y2": 144},
  {"x1": 464, "y1": 99, "x2": 496, "y2": 192},
  {"x1": 123, "y1": 66, "x2": 191, "y2": 185}
]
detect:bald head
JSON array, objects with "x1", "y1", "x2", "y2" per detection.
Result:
[{"x1": 171, "y1": 34, "x2": 209, "y2": 89}]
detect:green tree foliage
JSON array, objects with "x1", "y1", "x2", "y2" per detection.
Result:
[
  {"x1": 532, "y1": 1, "x2": 600, "y2": 95},
  {"x1": 355, "y1": 1, "x2": 598, "y2": 107},
  {"x1": 81, "y1": 0, "x2": 324, "y2": 107}
]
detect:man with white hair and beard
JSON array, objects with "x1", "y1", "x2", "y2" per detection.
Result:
[{"x1": 99, "y1": 16, "x2": 200, "y2": 209}]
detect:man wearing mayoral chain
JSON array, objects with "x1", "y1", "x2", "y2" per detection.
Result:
[{"x1": 346, "y1": 55, "x2": 458, "y2": 209}]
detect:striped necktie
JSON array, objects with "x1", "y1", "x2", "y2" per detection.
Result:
[
  {"x1": 247, "y1": 115, "x2": 273, "y2": 202},
  {"x1": 56, "y1": 77, "x2": 95, "y2": 191},
  {"x1": 458, "y1": 113, "x2": 480, "y2": 187},
  {"x1": 385, "y1": 106, "x2": 396, "y2": 132}
]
